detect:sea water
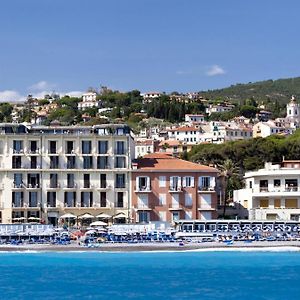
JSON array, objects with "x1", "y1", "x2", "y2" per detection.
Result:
[{"x1": 0, "y1": 251, "x2": 299, "y2": 300}]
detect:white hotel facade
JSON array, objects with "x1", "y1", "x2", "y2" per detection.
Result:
[
  {"x1": 0, "y1": 123, "x2": 134, "y2": 225},
  {"x1": 234, "y1": 161, "x2": 300, "y2": 221}
]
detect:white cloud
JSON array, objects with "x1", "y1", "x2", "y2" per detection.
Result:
[
  {"x1": 0, "y1": 90, "x2": 25, "y2": 102},
  {"x1": 28, "y1": 80, "x2": 55, "y2": 91},
  {"x1": 206, "y1": 65, "x2": 226, "y2": 76}
]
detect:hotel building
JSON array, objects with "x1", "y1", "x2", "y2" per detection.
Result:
[
  {"x1": 0, "y1": 123, "x2": 134, "y2": 225},
  {"x1": 131, "y1": 153, "x2": 218, "y2": 223},
  {"x1": 234, "y1": 161, "x2": 300, "y2": 221}
]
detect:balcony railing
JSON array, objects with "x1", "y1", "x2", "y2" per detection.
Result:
[
  {"x1": 198, "y1": 186, "x2": 215, "y2": 192},
  {"x1": 169, "y1": 186, "x2": 183, "y2": 192},
  {"x1": 136, "y1": 186, "x2": 151, "y2": 192}
]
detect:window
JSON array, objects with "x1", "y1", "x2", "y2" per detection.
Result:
[
  {"x1": 49, "y1": 174, "x2": 58, "y2": 188},
  {"x1": 100, "y1": 174, "x2": 107, "y2": 188},
  {"x1": 67, "y1": 174, "x2": 75, "y2": 188},
  {"x1": 66, "y1": 141, "x2": 74, "y2": 154},
  {"x1": 47, "y1": 192, "x2": 56, "y2": 207},
  {"x1": 13, "y1": 174, "x2": 23, "y2": 188},
  {"x1": 100, "y1": 192, "x2": 106, "y2": 207},
  {"x1": 172, "y1": 212, "x2": 180, "y2": 221},
  {"x1": 183, "y1": 176, "x2": 194, "y2": 187},
  {"x1": 116, "y1": 192, "x2": 124, "y2": 207},
  {"x1": 30, "y1": 141, "x2": 38, "y2": 153},
  {"x1": 97, "y1": 156, "x2": 108, "y2": 169},
  {"x1": 27, "y1": 174, "x2": 40, "y2": 188},
  {"x1": 115, "y1": 157, "x2": 126, "y2": 168},
  {"x1": 13, "y1": 140, "x2": 23, "y2": 153},
  {"x1": 274, "y1": 179, "x2": 281, "y2": 187},
  {"x1": 64, "y1": 192, "x2": 76, "y2": 207},
  {"x1": 159, "y1": 194, "x2": 166, "y2": 206},
  {"x1": 82, "y1": 141, "x2": 92, "y2": 154},
  {"x1": 12, "y1": 156, "x2": 22, "y2": 169},
  {"x1": 83, "y1": 156, "x2": 93, "y2": 169},
  {"x1": 67, "y1": 156, "x2": 76, "y2": 169},
  {"x1": 81, "y1": 192, "x2": 93, "y2": 207},
  {"x1": 249, "y1": 181, "x2": 253, "y2": 189},
  {"x1": 31, "y1": 156, "x2": 37, "y2": 169},
  {"x1": 185, "y1": 193, "x2": 193, "y2": 207},
  {"x1": 138, "y1": 212, "x2": 149, "y2": 223},
  {"x1": 115, "y1": 174, "x2": 125, "y2": 188},
  {"x1": 285, "y1": 179, "x2": 298, "y2": 191},
  {"x1": 49, "y1": 141, "x2": 57, "y2": 154},
  {"x1": 83, "y1": 174, "x2": 90, "y2": 188},
  {"x1": 171, "y1": 194, "x2": 180, "y2": 208},
  {"x1": 170, "y1": 176, "x2": 181, "y2": 191},
  {"x1": 12, "y1": 192, "x2": 23, "y2": 207},
  {"x1": 116, "y1": 128, "x2": 124, "y2": 135},
  {"x1": 137, "y1": 176, "x2": 150, "y2": 191},
  {"x1": 50, "y1": 156, "x2": 59, "y2": 169},
  {"x1": 115, "y1": 141, "x2": 125, "y2": 155},
  {"x1": 98, "y1": 141, "x2": 108, "y2": 154},
  {"x1": 29, "y1": 192, "x2": 38, "y2": 207}
]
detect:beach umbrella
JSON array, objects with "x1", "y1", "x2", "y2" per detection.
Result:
[
  {"x1": 78, "y1": 213, "x2": 94, "y2": 219},
  {"x1": 96, "y1": 213, "x2": 112, "y2": 219},
  {"x1": 28, "y1": 217, "x2": 40, "y2": 221},
  {"x1": 60, "y1": 213, "x2": 76, "y2": 219},
  {"x1": 90, "y1": 221, "x2": 107, "y2": 227}
]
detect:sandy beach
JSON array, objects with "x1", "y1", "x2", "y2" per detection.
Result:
[{"x1": 0, "y1": 241, "x2": 300, "y2": 252}]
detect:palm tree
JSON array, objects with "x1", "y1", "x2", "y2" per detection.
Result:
[{"x1": 217, "y1": 159, "x2": 240, "y2": 218}]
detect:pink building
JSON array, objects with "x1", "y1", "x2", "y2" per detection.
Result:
[{"x1": 131, "y1": 153, "x2": 218, "y2": 223}]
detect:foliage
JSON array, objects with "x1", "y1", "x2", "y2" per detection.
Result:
[{"x1": 0, "y1": 103, "x2": 13, "y2": 122}]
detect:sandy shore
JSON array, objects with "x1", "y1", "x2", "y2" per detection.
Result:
[{"x1": 0, "y1": 241, "x2": 300, "y2": 252}]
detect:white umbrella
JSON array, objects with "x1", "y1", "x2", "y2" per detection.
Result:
[
  {"x1": 60, "y1": 213, "x2": 76, "y2": 219},
  {"x1": 113, "y1": 213, "x2": 126, "y2": 219},
  {"x1": 28, "y1": 217, "x2": 40, "y2": 221},
  {"x1": 85, "y1": 230, "x2": 96, "y2": 235},
  {"x1": 90, "y1": 221, "x2": 107, "y2": 227},
  {"x1": 78, "y1": 213, "x2": 94, "y2": 219},
  {"x1": 96, "y1": 213, "x2": 112, "y2": 219}
]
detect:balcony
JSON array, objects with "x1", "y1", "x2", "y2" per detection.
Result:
[
  {"x1": 13, "y1": 149, "x2": 25, "y2": 155},
  {"x1": 96, "y1": 185, "x2": 112, "y2": 191},
  {"x1": 46, "y1": 183, "x2": 61, "y2": 189},
  {"x1": 168, "y1": 203, "x2": 184, "y2": 210},
  {"x1": 253, "y1": 186, "x2": 300, "y2": 197},
  {"x1": 198, "y1": 186, "x2": 215, "y2": 192},
  {"x1": 169, "y1": 186, "x2": 183, "y2": 193},
  {"x1": 63, "y1": 183, "x2": 78, "y2": 189},
  {"x1": 12, "y1": 183, "x2": 25, "y2": 190},
  {"x1": 26, "y1": 184, "x2": 41, "y2": 190},
  {"x1": 198, "y1": 205, "x2": 215, "y2": 211},
  {"x1": 135, "y1": 186, "x2": 151, "y2": 193},
  {"x1": 134, "y1": 204, "x2": 152, "y2": 211}
]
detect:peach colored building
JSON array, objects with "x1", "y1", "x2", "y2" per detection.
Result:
[{"x1": 131, "y1": 153, "x2": 218, "y2": 223}]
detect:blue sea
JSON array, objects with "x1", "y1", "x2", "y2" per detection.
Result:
[{"x1": 0, "y1": 251, "x2": 299, "y2": 300}]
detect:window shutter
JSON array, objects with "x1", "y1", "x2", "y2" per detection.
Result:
[
  {"x1": 182, "y1": 177, "x2": 186, "y2": 187},
  {"x1": 191, "y1": 177, "x2": 195, "y2": 187},
  {"x1": 210, "y1": 177, "x2": 216, "y2": 188}
]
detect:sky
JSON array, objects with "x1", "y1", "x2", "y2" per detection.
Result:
[{"x1": 0, "y1": 0, "x2": 300, "y2": 101}]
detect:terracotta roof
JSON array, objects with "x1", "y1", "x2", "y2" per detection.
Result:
[{"x1": 135, "y1": 153, "x2": 218, "y2": 172}]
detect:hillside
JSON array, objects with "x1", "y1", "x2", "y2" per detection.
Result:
[{"x1": 199, "y1": 77, "x2": 300, "y2": 105}]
